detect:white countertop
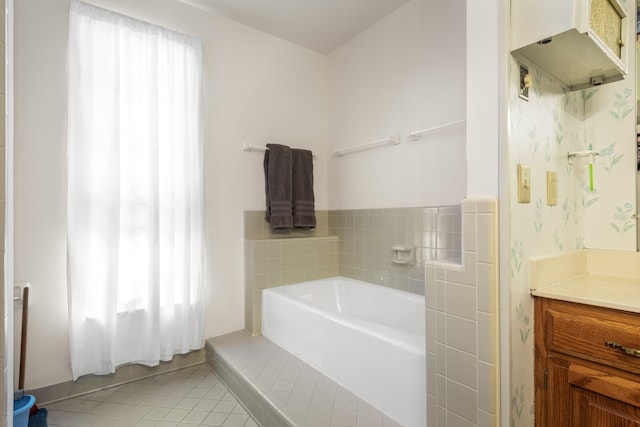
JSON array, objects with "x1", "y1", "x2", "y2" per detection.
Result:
[{"x1": 531, "y1": 274, "x2": 640, "y2": 314}]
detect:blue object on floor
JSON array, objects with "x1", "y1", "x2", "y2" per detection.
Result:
[
  {"x1": 28, "y1": 407, "x2": 48, "y2": 427},
  {"x1": 13, "y1": 395, "x2": 35, "y2": 427}
]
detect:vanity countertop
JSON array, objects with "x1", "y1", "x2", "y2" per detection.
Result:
[
  {"x1": 530, "y1": 249, "x2": 640, "y2": 313},
  {"x1": 531, "y1": 274, "x2": 640, "y2": 314}
]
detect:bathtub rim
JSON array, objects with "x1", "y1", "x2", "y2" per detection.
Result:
[{"x1": 261, "y1": 276, "x2": 425, "y2": 356}]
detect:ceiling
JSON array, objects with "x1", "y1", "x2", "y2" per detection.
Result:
[{"x1": 177, "y1": 0, "x2": 411, "y2": 54}]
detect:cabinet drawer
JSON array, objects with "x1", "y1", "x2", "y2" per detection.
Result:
[{"x1": 543, "y1": 300, "x2": 640, "y2": 373}]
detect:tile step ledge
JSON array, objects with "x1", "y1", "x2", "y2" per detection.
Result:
[{"x1": 205, "y1": 330, "x2": 402, "y2": 427}]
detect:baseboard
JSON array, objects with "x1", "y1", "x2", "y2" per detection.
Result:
[{"x1": 28, "y1": 349, "x2": 205, "y2": 405}]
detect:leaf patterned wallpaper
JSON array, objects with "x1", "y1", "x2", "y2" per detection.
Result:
[{"x1": 507, "y1": 2, "x2": 636, "y2": 423}]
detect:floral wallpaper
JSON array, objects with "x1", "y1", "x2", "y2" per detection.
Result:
[
  {"x1": 508, "y1": 58, "x2": 585, "y2": 426},
  {"x1": 583, "y1": 83, "x2": 637, "y2": 251},
  {"x1": 507, "y1": 2, "x2": 636, "y2": 423}
]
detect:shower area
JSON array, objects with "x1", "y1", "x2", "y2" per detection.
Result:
[{"x1": 220, "y1": 198, "x2": 500, "y2": 426}]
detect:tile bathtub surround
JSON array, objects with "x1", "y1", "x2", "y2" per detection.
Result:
[
  {"x1": 243, "y1": 206, "x2": 461, "y2": 334},
  {"x1": 205, "y1": 330, "x2": 402, "y2": 427},
  {"x1": 243, "y1": 210, "x2": 329, "y2": 240},
  {"x1": 425, "y1": 198, "x2": 499, "y2": 427},
  {"x1": 244, "y1": 236, "x2": 339, "y2": 334},
  {"x1": 328, "y1": 206, "x2": 462, "y2": 295},
  {"x1": 243, "y1": 210, "x2": 338, "y2": 335}
]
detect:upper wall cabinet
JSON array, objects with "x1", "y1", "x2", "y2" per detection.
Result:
[{"x1": 511, "y1": 0, "x2": 629, "y2": 91}]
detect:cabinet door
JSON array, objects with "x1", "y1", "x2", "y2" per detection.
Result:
[
  {"x1": 589, "y1": 0, "x2": 624, "y2": 58},
  {"x1": 569, "y1": 364, "x2": 640, "y2": 426}
]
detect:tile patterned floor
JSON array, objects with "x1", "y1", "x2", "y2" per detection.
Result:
[
  {"x1": 207, "y1": 331, "x2": 403, "y2": 427},
  {"x1": 45, "y1": 365, "x2": 259, "y2": 427}
]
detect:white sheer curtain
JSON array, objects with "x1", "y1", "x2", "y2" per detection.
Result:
[{"x1": 67, "y1": 0, "x2": 206, "y2": 380}]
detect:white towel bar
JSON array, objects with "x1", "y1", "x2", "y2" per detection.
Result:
[
  {"x1": 333, "y1": 136, "x2": 400, "y2": 157},
  {"x1": 243, "y1": 143, "x2": 316, "y2": 158},
  {"x1": 408, "y1": 120, "x2": 465, "y2": 141}
]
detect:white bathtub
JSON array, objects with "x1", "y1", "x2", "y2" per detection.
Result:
[{"x1": 261, "y1": 276, "x2": 426, "y2": 427}]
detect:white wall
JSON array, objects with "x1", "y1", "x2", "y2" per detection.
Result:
[
  {"x1": 466, "y1": 0, "x2": 502, "y2": 199},
  {"x1": 14, "y1": 0, "x2": 327, "y2": 389},
  {"x1": 326, "y1": 0, "x2": 467, "y2": 209}
]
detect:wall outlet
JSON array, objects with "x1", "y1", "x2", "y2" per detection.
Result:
[
  {"x1": 547, "y1": 171, "x2": 558, "y2": 206},
  {"x1": 517, "y1": 164, "x2": 530, "y2": 203}
]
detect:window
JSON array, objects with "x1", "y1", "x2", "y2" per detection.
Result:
[{"x1": 67, "y1": 0, "x2": 206, "y2": 380}]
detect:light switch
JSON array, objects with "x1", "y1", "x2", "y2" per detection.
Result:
[
  {"x1": 517, "y1": 164, "x2": 530, "y2": 203},
  {"x1": 547, "y1": 171, "x2": 558, "y2": 206}
]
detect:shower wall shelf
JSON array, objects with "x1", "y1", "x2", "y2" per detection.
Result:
[
  {"x1": 567, "y1": 150, "x2": 599, "y2": 165},
  {"x1": 333, "y1": 136, "x2": 400, "y2": 157},
  {"x1": 391, "y1": 245, "x2": 416, "y2": 265},
  {"x1": 242, "y1": 143, "x2": 317, "y2": 158},
  {"x1": 408, "y1": 120, "x2": 466, "y2": 141}
]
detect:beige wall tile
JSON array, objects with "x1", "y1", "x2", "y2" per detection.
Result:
[
  {"x1": 427, "y1": 395, "x2": 437, "y2": 427},
  {"x1": 426, "y1": 309, "x2": 436, "y2": 353},
  {"x1": 446, "y1": 347, "x2": 477, "y2": 389},
  {"x1": 446, "y1": 314, "x2": 477, "y2": 355},
  {"x1": 436, "y1": 343, "x2": 446, "y2": 376},
  {"x1": 463, "y1": 214, "x2": 476, "y2": 253},
  {"x1": 462, "y1": 199, "x2": 476, "y2": 213},
  {"x1": 435, "y1": 280, "x2": 446, "y2": 312},
  {"x1": 477, "y1": 361, "x2": 497, "y2": 414},
  {"x1": 0, "y1": 151, "x2": 7, "y2": 201},
  {"x1": 477, "y1": 262, "x2": 497, "y2": 314},
  {"x1": 446, "y1": 282, "x2": 477, "y2": 321},
  {"x1": 425, "y1": 271, "x2": 435, "y2": 310},
  {"x1": 477, "y1": 312, "x2": 497, "y2": 363},
  {"x1": 446, "y1": 379, "x2": 477, "y2": 424},
  {"x1": 0, "y1": 6, "x2": 4, "y2": 44},
  {"x1": 447, "y1": 412, "x2": 477, "y2": 427},
  {"x1": 69, "y1": 366, "x2": 132, "y2": 396},
  {"x1": 446, "y1": 252, "x2": 476, "y2": 286},
  {"x1": 478, "y1": 410, "x2": 498, "y2": 427},
  {"x1": 436, "y1": 374, "x2": 446, "y2": 407},
  {"x1": 0, "y1": 93, "x2": 4, "y2": 148},
  {"x1": 30, "y1": 381, "x2": 70, "y2": 405},
  {"x1": 476, "y1": 213, "x2": 496, "y2": 263},
  {"x1": 475, "y1": 199, "x2": 497, "y2": 213},
  {"x1": 436, "y1": 312, "x2": 446, "y2": 345}
]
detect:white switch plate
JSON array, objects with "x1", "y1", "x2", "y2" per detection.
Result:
[{"x1": 517, "y1": 164, "x2": 530, "y2": 203}]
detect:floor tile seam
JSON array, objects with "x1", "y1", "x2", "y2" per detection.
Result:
[
  {"x1": 209, "y1": 358, "x2": 294, "y2": 427},
  {"x1": 215, "y1": 342, "x2": 335, "y2": 425},
  {"x1": 209, "y1": 334, "x2": 394, "y2": 426},
  {"x1": 217, "y1": 348, "x2": 341, "y2": 426},
  {"x1": 213, "y1": 347, "x2": 298, "y2": 415},
  {"x1": 206, "y1": 369, "x2": 262, "y2": 427}
]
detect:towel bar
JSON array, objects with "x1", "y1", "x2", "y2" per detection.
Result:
[
  {"x1": 333, "y1": 136, "x2": 400, "y2": 157},
  {"x1": 243, "y1": 143, "x2": 316, "y2": 158},
  {"x1": 408, "y1": 120, "x2": 465, "y2": 141}
]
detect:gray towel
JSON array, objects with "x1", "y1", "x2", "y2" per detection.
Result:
[
  {"x1": 292, "y1": 149, "x2": 316, "y2": 229},
  {"x1": 264, "y1": 144, "x2": 293, "y2": 229}
]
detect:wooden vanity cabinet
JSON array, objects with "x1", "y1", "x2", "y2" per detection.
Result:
[{"x1": 535, "y1": 298, "x2": 640, "y2": 426}]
